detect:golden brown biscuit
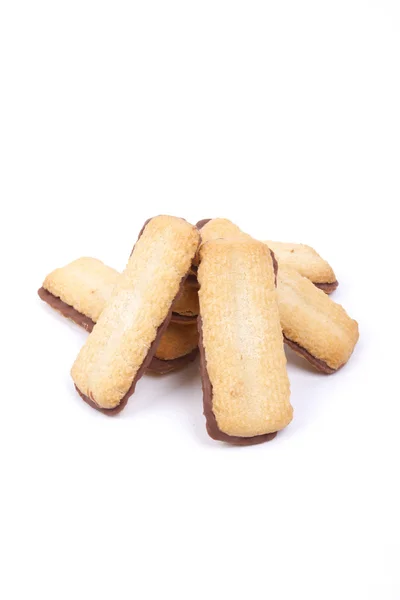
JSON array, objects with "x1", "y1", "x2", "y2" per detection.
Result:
[
  {"x1": 40, "y1": 257, "x2": 118, "y2": 325},
  {"x1": 198, "y1": 239, "x2": 292, "y2": 444},
  {"x1": 264, "y1": 240, "x2": 338, "y2": 292},
  {"x1": 197, "y1": 218, "x2": 249, "y2": 244},
  {"x1": 199, "y1": 218, "x2": 358, "y2": 373},
  {"x1": 277, "y1": 265, "x2": 358, "y2": 372},
  {"x1": 71, "y1": 216, "x2": 200, "y2": 413}
]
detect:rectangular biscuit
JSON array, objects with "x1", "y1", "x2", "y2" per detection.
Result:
[
  {"x1": 71, "y1": 216, "x2": 200, "y2": 413},
  {"x1": 277, "y1": 265, "x2": 358, "y2": 372},
  {"x1": 198, "y1": 239, "x2": 292, "y2": 443}
]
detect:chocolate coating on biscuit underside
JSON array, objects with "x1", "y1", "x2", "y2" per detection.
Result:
[
  {"x1": 148, "y1": 349, "x2": 198, "y2": 374},
  {"x1": 198, "y1": 317, "x2": 277, "y2": 445},
  {"x1": 38, "y1": 286, "x2": 96, "y2": 333},
  {"x1": 283, "y1": 335, "x2": 337, "y2": 374},
  {"x1": 314, "y1": 281, "x2": 339, "y2": 294},
  {"x1": 38, "y1": 287, "x2": 197, "y2": 378}
]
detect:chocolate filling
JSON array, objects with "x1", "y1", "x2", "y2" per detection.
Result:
[
  {"x1": 283, "y1": 335, "x2": 337, "y2": 374},
  {"x1": 184, "y1": 274, "x2": 199, "y2": 289},
  {"x1": 314, "y1": 281, "x2": 338, "y2": 294},
  {"x1": 170, "y1": 312, "x2": 198, "y2": 324},
  {"x1": 38, "y1": 286, "x2": 96, "y2": 333},
  {"x1": 148, "y1": 349, "x2": 198, "y2": 374},
  {"x1": 76, "y1": 344, "x2": 199, "y2": 414},
  {"x1": 38, "y1": 287, "x2": 198, "y2": 375},
  {"x1": 198, "y1": 317, "x2": 277, "y2": 445}
]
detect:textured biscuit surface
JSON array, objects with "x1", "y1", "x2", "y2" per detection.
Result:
[
  {"x1": 44, "y1": 257, "x2": 198, "y2": 318},
  {"x1": 198, "y1": 239, "x2": 292, "y2": 437},
  {"x1": 199, "y1": 218, "x2": 250, "y2": 244},
  {"x1": 71, "y1": 216, "x2": 200, "y2": 409},
  {"x1": 277, "y1": 265, "x2": 358, "y2": 371},
  {"x1": 193, "y1": 218, "x2": 251, "y2": 266},
  {"x1": 264, "y1": 240, "x2": 337, "y2": 286},
  {"x1": 43, "y1": 257, "x2": 119, "y2": 322},
  {"x1": 41, "y1": 257, "x2": 199, "y2": 360},
  {"x1": 197, "y1": 219, "x2": 337, "y2": 289}
]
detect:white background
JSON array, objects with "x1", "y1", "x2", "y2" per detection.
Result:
[{"x1": 1, "y1": 1, "x2": 399, "y2": 599}]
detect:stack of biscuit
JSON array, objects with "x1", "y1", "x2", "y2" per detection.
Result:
[{"x1": 38, "y1": 215, "x2": 359, "y2": 444}]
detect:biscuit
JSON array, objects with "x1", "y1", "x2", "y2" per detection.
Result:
[
  {"x1": 199, "y1": 218, "x2": 358, "y2": 373},
  {"x1": 38, "y1": 257, "x2": 199, "y2": 373},
  {"x1": 198, "y1": 239, "x2": 292, "y2": 444},
  {"x1": 71, "y1": 216, "x2": 200, "y2": 413},
  {"x1": 197, "y1": 217, "x2": 249, "y2": 243},
  {"x1": 263, "y1": 240, "x2": 338, "y2": 293},
  {"x1": 277, "y1": 265, "x2": 359, "y2": 373}
]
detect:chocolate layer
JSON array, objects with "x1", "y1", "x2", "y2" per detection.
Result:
[
  {"x1": 38, "y1": 287, "x2": 197, "y2": 375},
  {"x1": 314, "y1": 281, "x2": 339, "y2": 294},
  {"x1": 283, "y1": 334, "x2": 336, "y2": 374},
  {"x1": 198, "y1": 317, "x2": 277, "y2": 445},
  {"x1": 270, "y1": 250, "x2": 278, "y2": 285},
  {"x1": 76, "y1": 342, "x2": 198, "y2": 414},
  {"x1": 197, "y1": 220, "x2": 338, "y2": 294},
  {"x1": 38, "y1": 286, "x2": 95, "y2": 332},
  {"x1": 196, "y1": 218, "x2": 211, "y2": 229},
  {"x1": 170, "y1": 312, "x2": 198, "y2": 325},
  {"x1": 148, "y1": 349, "x2": 199, "y2": 374}
]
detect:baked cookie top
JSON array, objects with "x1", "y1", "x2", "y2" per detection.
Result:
[
  {"x1": 264, "y1": 240, "x2": 337, "y2": 285},
  {"x1": 42, "y1": 255, "x2": 199, "y2": 320},
  {"x1": 43, "y1": 257, "x2": 119, "y2": 322},
  {"x1": 277, "y1": 265, "x2": 358, "y2": 370},
  {"x1": 198, "y1": 239, "x2": 292, "y2": 437},
  {"x1": 71, "y1": 216, "x2": 200, "y2": 409}
]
